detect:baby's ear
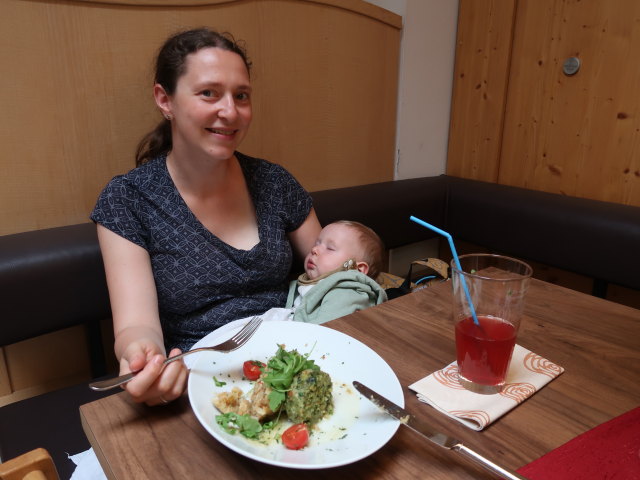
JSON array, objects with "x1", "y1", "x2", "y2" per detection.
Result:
[{"x1": 356, "y1": 261, "x2": 370, "y2": 275}]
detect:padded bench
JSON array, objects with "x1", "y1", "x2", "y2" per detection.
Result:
[
  {"x1": 312, "y1": 175, "x2": 640, "y2": 292},
  {"x1": 0, "y1": 224, "x2": 115, "y2": 478},
  {"x1": 1, "y1": 174, "x2": 639, "y2": 477}
]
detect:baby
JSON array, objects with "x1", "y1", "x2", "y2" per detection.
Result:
[
  {"x1": 302, "y1": 220, "x2": 383, "y2": 280},
  {"x1": 205, "y1": 220, "x2": 387, "y2": 333},
  {"x1": 285, "y1": 220, "x2": 387, "y2": 324}
]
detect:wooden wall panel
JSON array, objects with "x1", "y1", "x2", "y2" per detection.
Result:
[
  {"x1": 0, "y1": 326, "x2": 93, "y2": 407},
  {"x1": 243, "y1": 1, "x2": 401, "y2": 189},
  {"x1": 0, "y1": 349, "x2": 11, "y2": 398},
  {"x1": 0, "y1": 0, "x2": 401, "y2": 236},
  {"x1": 448, "y1": 0, "x2": 640, "y2": 206},
  {"x1": 4, "y1": 326, "x2": 90, "y2": 391},
  {"x1": 446, "y1": 0, "x2": 517, "y2": 181},
  {"x1": 499, "y1": 0, "x2": 640, "y2": 205}
]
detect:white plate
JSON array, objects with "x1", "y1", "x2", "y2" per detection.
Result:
[{"x1": 187, "y1": 320, "x2": 403, "y2": 469}]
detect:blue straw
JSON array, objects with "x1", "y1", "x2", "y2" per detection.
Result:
[{"x1": 410, "y1": 216, "x2": 480, "y2": 326}]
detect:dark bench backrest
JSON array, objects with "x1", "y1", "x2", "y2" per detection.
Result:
[
  {"x1": 444, "y1": 176, "x2": 640, "y2": 291},
  {"x1": 2, "y1": 175, "x2": 638, "y2": 351},
  {"x1": 313, "y1": 175, "x2": 640, "y2": 291},
  {"x1": 311, "y1": 176, "x2": 449, "y2": 249},
  {"x1": 0, "y1": 223, "x2": 110, "y2": 347}
]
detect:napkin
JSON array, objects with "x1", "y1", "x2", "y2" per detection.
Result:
[
  {"x1": 516, "y1": 406, "x2": 640, "y2": 479},
  {"x1": 69, "y1": 449, "x2": 107, "y2": 480},
  {"x1": 409, "y1": 345, "x2": 564, "y2": 430}
]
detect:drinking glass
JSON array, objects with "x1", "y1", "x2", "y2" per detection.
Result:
[{"x1": 450, "y1": 254, "x2": 533, "y2": 394}]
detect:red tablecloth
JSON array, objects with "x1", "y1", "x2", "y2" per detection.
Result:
[{"x1": 517, "y1": 406, "x2": 640, "y2": 479}]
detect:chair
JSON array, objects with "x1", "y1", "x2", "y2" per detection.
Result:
[{"x1": 0, "y1": 448, "x2": 58, "y2": 480}]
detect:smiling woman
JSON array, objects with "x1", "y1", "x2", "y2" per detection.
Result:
[
  {"x1": 90, "y1": 28, "x2": 322, "y2": 407},
  {"x1": 0, "y1": 2, "x2": 402, "y2": 474},
  {"x1": 0, "y1": 0, "x2": 402, "y2": 425}
]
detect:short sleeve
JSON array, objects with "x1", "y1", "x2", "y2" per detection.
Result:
[
  {"x1": 90, "y1": 176, "x2": 149, "y2": 250},
  {"x1": 265, "y1": 162, "x2": 313, "y2": 233}
]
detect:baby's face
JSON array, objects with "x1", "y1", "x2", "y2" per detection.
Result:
[{"x1": 304, "y1": 223, "x2": 364, "y2": 280}]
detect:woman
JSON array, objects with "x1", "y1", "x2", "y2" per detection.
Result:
[{"x1": 91, "y1": 28, "x2": 321, "y2": 406}]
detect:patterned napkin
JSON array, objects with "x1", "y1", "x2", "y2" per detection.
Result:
[{"x1": 409, "y1": 345, "x2": 564, "y2": 431}]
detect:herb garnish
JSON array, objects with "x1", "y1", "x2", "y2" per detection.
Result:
[
  {"x1": 216, "y1": 412, "x2": 263, "y2": 437},
  {"x1": 261, "y1": 344, "x2": 319, "y2": 411}
]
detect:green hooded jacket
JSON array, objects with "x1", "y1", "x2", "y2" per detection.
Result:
[{"x1": 285, "y1": 270, "x2": 387, "y2": 324}]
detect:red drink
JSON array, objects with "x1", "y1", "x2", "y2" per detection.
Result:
[{"x1": 455, "y1": 315, "x2": 516, "y2": 387}]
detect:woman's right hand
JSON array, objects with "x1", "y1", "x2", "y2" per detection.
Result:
[{"x1": 120, "y1": 340, "x2": 189, "y2": 406}]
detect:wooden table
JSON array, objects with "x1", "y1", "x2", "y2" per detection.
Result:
[{"x1": 80, "y1": 279, "x2": 640, "y2": 479}]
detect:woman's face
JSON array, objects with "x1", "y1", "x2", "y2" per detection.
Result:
[{"x1": 159, "y1": 47, "x2": 252, "y2": 162}]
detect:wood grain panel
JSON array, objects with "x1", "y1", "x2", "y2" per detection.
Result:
[
  {"x1": 499, "y1": 0, "x2": 640, "y2": 205},
  {"x1": 446, "y1": 0, "x2": 517, "y2": 181},
  {"x1": 4, "y1": 326, "x2": 91, "y2": 391},
  {"x1": 0, "y1": 349, "x2": 11, "y2": 398},
  {"x1": 242, "y1": 1, "x2": 400, "y2": 189},
  {"x1": 0, "y1": 0, "x2": 400, "y2": 236},
  {"x1": 72, "y1": 0, "x2": 403, "y2": 28}
]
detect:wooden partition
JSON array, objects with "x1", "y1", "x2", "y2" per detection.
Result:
[
  {"x1": 0, "y1": 0, "x2": 401, "y2": 236},
  {"x1": 448, "y1": 0, "x2": 640, "y2": 207},
  {"x1": 446, "y1": 0, "x2": 517, "y2": 183}
]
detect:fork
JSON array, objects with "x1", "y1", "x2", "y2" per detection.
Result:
[{"x1": 89, "y1": 316, "x2": 262, "y2": 391}]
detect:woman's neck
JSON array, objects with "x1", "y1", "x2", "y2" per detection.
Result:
[
  {"x1": 165, "y1": 150, "x2": 237, "y2": 198},
  {"x1": 165, "y1": 149, "x2": 258, "y2": 250}
]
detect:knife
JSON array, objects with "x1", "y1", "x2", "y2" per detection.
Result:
[{"x1": 353, "y1": 381, "x2": 528, "y2": 480}]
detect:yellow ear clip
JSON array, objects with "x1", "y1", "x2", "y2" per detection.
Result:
[{"x1": 343, "y1": 259, "x2": 356, "y2": 270}]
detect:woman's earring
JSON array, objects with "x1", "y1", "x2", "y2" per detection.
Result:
[{"x1": 164, "y1": 113, "x2": 173, "y2": 121}]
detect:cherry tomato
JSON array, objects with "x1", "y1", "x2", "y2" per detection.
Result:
[
  {"x1": 282, "y1": 423, "x2": 309, "y2": 450},
  {"x1": 242, "y1": 360, "x2": 265, "y2": 381}
]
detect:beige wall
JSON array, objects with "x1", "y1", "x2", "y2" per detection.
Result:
[
  {"x1": 393, "y1": 0, "x2": 459, "y2": 179},
  {"x1": 367, "y1": 0, "x2": 460, "y2": 179},
  {"x1": 0, "y1": 0, "x2": 462, "y2": 236}
]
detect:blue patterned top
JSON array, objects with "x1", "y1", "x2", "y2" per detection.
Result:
[{"x1": 91, "y1": 152, "x2": 312, "y2": 351}]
